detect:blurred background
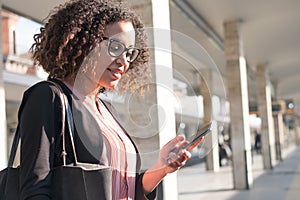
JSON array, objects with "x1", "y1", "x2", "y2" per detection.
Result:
[{"x1": 1, "y1": 0, "x2": 300, "y2": 199}]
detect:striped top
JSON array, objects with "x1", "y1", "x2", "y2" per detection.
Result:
[{"x1": 82, "y1": 96, "x2": 137, "y2": 200}]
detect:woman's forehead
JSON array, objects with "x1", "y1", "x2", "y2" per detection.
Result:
[{"x1": 104, "y1": 21, "x2": 135, "y2": 44}]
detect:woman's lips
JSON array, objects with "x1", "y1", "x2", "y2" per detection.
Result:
[{"x1": 107, "y1": 68, "x2": 123, "y2": 80}]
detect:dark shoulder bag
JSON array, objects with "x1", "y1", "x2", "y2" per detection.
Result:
[
  {"x1": 0, "y1": 125, "x2": 20, "y2": 200},
  {"x1": 0, "y1": 81, "x2": 112, "y2": 200}
]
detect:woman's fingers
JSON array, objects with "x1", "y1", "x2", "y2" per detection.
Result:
[
  {"x1": 159, "y1": 134, "x2": 206, "y2": 174},
  {"x1": 166, "y1": 149, "x2": 191, "y2": 167},
  {"x1": 164, "y1": 135, "x2": 185, "y2": 151},
  {"x1": 160, "y1": 134, "x2": 204, "y2": 172},
  {"x1": 186, "y1": 137, "x2": 204, "y2": 151}
]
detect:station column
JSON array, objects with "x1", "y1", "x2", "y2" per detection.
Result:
[
  {"x1": 273, "y1": 112, "x2": 284, "y2": 160},
  {"x1": 0, "y1": 1, "x2": 9, "y2": 170},
  {"x1": 201, "y1": 70, "x2": 219, "y2": 171},
  {"x1": 125, "y1": 0, "x2": 179, "y2": 199},
  {"x1": 294, "y1": 116, "x2": 300, "y2": 145},
  {"x1": 224, "y1": 20, "x2": 253, "y2": 189},
  {"x1": 256, "y1": 64, "x2": 275, "y2": 169}
]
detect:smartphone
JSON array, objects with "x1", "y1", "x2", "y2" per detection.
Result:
[{"x1": 184, "y1": 122, "x2": 212, "y2": 150}]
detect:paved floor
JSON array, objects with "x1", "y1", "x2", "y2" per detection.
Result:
[{"x1": 178, "y1": 145, "x2": 300, "y2": 200}]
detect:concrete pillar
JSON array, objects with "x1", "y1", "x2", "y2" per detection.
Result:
[
  {"x1": 0, "y1": 2, "x2": 9, "y2": 170},
  {"x1": 294, "y1": 116, "x2": 300, "y2": 145},
  {"x1": 284, "y1": 124, "x2": 290, "y2": 146},
  {"x1": 122, "y1": 0, "x2": 178, "y2": 199},
  {"x1": 256, "y1": 64, "x2": 275, "y2": 169},
  {"x1": 271, "y1": 80, "x2": 278, "y2": 100},
  {"x1": 273, "y1": 113, "x2": 284, "y2": 160},
  {"x1": 200, "y1": 70, "x2": 219, "y2": 171},
  {"x1": 151, "y1": 1, "x2": 178, "y2": 199},
  {"x1": 224, "y1": 20, "x2": 253, "y2": 189}
]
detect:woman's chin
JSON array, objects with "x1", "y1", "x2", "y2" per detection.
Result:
[
  {"x1": 99, "y1": 79, "x2": 121, "y2": 91},
  {"x1": 103, "y1": 83, "x2": 118, "y2": 90}
]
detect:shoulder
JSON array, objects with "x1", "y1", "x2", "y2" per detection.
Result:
[
  {"x1": 19, "y1": 81, "x2": 64, "y2": 113},
  {"x1": 25, "y1": 80, "x2": 59, "y2": 93},
  {"x1": 23, "y1": 80, "x2": 63, "y2": 100}
]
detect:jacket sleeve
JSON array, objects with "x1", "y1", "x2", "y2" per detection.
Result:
[
  {"x1": 135, "y1": 173, "x2": 157, "y2": 200},
  {"x1": 18, "y1": 82, "x2": 62, "y2": 200}
]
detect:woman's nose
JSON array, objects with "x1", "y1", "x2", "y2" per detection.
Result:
[{"x1": 116, "y1": 53, "x2": 130, "y2": 68}]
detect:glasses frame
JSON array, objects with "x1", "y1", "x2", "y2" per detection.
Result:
[{"x1": 102, "y1": 36, "x2": 140, "y2": 63}]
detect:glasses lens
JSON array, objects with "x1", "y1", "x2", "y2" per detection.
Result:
[
  {"x1": 109, "y1": 40, "x2": 125, "y2": 57},
  {"x1": 106, "y1": 38, "x2": 140, "y2": 62},
  {"x1": 126, "y1": 48, "x2": 140, "y2": 62}
]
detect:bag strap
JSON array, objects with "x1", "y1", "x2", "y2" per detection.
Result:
[
  {"x1": 47, "y1": 80, "x2": 79, "y2": 166},
  {"x1": 7, "y1": 80, "x2": 79, "y2": 167},
  {"x1": 59, "y1": 87, "x2": 79, "y2": 166},
  {"x1": 54, "y1": 81, "x2": 67, "y2": 166},
  {"x1": 7, "y1": 124, "x2": 20, "y2": 167}
]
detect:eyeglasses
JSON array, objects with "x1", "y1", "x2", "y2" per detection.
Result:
[{"x1": 103, "y1": 37, "x2": 140, "y2": 63}]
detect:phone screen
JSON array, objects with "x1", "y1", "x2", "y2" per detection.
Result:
[{"x1": 184, "y1": 122, "x2": 212, "y2": 150}]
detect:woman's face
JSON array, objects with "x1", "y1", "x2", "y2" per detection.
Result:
[{"x1": 84, "y1": 21, "x2": 136, "y2": 91}]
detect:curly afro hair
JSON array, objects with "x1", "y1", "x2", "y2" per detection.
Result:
[{"x1": 30, "y1": 0, "x2": 151, "y2": 94}]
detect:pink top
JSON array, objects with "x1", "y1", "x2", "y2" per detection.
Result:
[{"x1": 83, "y1": 97, "x2": 137, "y2": 200}]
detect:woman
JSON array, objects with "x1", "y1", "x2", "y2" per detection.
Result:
[{"x1": 19, "y1": 0, "x2": 197, "y2": 199}]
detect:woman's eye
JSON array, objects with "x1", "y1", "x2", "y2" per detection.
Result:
[{"x1": 110, "y1": 42, "x2": 124, "y2": 55}]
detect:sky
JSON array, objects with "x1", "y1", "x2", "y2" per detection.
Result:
[{"x1": 15, "y1": 16, "x2": 42, "y2": 55}]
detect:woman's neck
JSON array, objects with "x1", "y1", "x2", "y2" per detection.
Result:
[{"x1": 60, "y1": 76, "x2": 100, "y2": 101}]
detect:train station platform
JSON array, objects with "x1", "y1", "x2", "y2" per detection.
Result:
[{"x1": 178, "y1": 145, "x2": 300, "y2": 200}]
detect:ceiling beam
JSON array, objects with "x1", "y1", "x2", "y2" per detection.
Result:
[{"x1": 172, "y1": 0, "x2": 224, "y2": 50}]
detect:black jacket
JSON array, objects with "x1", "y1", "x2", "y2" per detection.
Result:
[{"x1": 18, "y1": 80, "x2": 156, "y2": 200}]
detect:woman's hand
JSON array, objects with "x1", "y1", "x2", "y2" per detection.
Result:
[
  {"x1": 158, "y1": 136, "x2": 192, "y2": 174},
  {"x1": 142, "y1": 135, "x2": 204, "y2": 194}
]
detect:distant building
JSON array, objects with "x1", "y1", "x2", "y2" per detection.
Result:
[{"x1": 1, "y1": 9, "x2": 47, "y2": 157}]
